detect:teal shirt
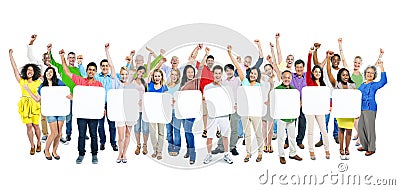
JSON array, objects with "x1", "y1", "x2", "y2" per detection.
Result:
[{"x1": 275, "y1": 83, "x2": 296, "y2": 123}]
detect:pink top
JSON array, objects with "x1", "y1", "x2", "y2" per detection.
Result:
[{"x1": 72, "y1": 74, "x2": 103, "y2": 87}]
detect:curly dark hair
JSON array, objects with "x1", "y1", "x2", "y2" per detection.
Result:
[{"x1": 20, "y1": 63, "x2": 41, "y2": 80}]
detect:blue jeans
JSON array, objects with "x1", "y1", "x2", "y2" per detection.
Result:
[
  {"x1": 238, "y1": 117, "x2": 244, "y2": 137},
  {"x1": 98, "y1": 103, "x2": 116, "y2": 145},
  {"x1": 134, "y1": 112, "x2": 149, "y2": 134},
  {"x1": 166, "y1": 110, "x2": 182, "y2": 153},
  {"x1": 320, "y1": 113, "x2": 338, "y2": 140},
  {"x1": 77, "y1": 118, "x2": 98, "y2": 156},
  {"x1": 273, "y1": 119, "x2": 277, "y2": 134},
  {"x1": 66, "y1": 100, "x2": 73, "y2": 136},
  {"x1": 182, "y1": 118, "x2": 196, "y2": 161}
]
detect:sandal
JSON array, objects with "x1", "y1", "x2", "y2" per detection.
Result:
[
  {"x1": 30, "y1": 146, "x2": 35, "y2": 155},
  {"x1": 36, "y1": 142, "x2": 41, "y2": 152},
  {"x1": 202, "y1": 130, "x2": 207, "y2": 138},
  {"x1": 216, "y1": 130, "x2": 221, "y2": 138},
  {"x1": 340, "y1": 149, "x2": 346, "y2": 160},
  {"x1": 256, "y1": 154, "x2": 262, "y2": 162},
  {"x1": 135, "y1": 144, "x2": 141, "y2": 155},
  {"x1": 151, "y1": 151, "x2": 157, "y2": 158},
  {"x1": 244, "y1": 154, "x2": 251, "y2": 163},
  {"x1": 267, "y1": 145, "x2": 274, "y2": 153},
  {"x1": 156, "y1": 152, "x2": 162, "y2": 160},
  {"x1": 325, "y1": 151, "x2": 330, "y2": 159},
  {"x1": 310, "y1": 151, "x2": 316, "y2": 160},
  {"x1": 142, "y1": 144, "x2": 148, "y2": 155}
]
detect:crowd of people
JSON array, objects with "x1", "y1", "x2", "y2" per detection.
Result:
[{"x1": 10, "y1": 33, "x2": 387, "y2": 165}]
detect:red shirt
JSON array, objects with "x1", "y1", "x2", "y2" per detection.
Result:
[
  {"x1": 72, "y1": 74, "x2": 103, "y2": 87},
  {"x1": 306, "y1": 53, "x2": 318, "y2": 86},
  {"x1": 196, "y1": 61, "x2": 213, "y2": 94}
]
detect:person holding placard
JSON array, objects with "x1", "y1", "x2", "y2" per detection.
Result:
[
  {"x1": 228, "y1": 44, "x2": 263, "y2": 163},
  {"x1": 357, "y1": 50, "x2": 387, "y2": 156},
  {"x1": 9, "y1": 49, "x2": 42, "y2": 155},
  {"x1": 327, "y1": 50, "x2": 356, "y2": 160},
  {"x1": 166, "y1": 68, "x2": 182, "y2": 156},
  {"x1": 147, "y1": 68, "x2": 169, "y2": 160},
  {"x1": 38, "y1": 67, "x2": 70, "y2": 160},
  {"x1": 60, "y1": 49, "x2": 103, "y2": 164},
  {"x1": 275, "y1": 70, "x2": 303, "y2": 164},
  {"x1": 203, "y1": 65, "x2": 233, "y2": 164},
  {"x1": 306, "y1": 48, "x2": 330, "y2": 160}
]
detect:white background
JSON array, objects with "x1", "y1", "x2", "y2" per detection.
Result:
[{"x1": 1, "y1": 0, "x2": 399, "y2": 189}]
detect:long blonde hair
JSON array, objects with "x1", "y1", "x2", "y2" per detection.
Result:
[{"x1": 168, "y1": 68, "x2": 181, "y2": 87}]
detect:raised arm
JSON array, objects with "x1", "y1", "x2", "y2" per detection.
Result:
[
  {"x1": 195, "y1": 47, "x2": 209, "y2": 78},
  {"x1": 188, "y1": 44, "x2": 203, "y2": 62},
  {"x1": 375, "y1": 58, "x2": 387, "y2": 88},
  {"x1": 105, "y1": 43, "x2": 116, "y2": 79},
  {"x1": 254, "y1": 39, "x2": 264, "y2": 59},
  {"x1": 269, "y1": 42, "x2": 281, "y2": 80},
  {"x1": 27, "y1": 34, "x2": 38, "y2": 63},
  {"x1": 313, "y1": 43, "x2": 327, "y2": 68},
  {"x1": 228, "y1": 45, "x2": 244, "y2": 81},
  {"x1": 145, "y1": 46, "x2": 158, "y2": 60},
  {"x1": 9, "y1": 49, "x2": 21, "y2": 82},
  {"x1": 60, "y1": 49, "x2": 73, "y2": 79},
  {"x1": 326, "y1": 51, "x2": 337, "y2": 87},
  {"x1": 338, "y1": 38, "x2": 349, "y2": 69},
  {"x1": 376, "y1": 48, "x2": 384, "y2": 65},
  {"x1": 275, "y1": 33, "x2": 283, "y2": 64}
]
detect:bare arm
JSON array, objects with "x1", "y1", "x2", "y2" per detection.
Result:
[
  {"x1": 254, "y1": 39, "x2": 264, "y2": 58},
  {"x1": 9, "y1": 49, "x2": 21, "y2": 82},
  {"x1": 376, "y1": 48, "x2": 385, "y2": 72},
  {"x1": 326, "y1": 51, "x2": 336, "y2": 86},
  {"x1": 338, "y1": 38, "x2": 349, "y2": 69},
  {"x1": 23, "y1": 84, "x2": 41, "y2": 102},
  {"x1": 60, "y1": 49, "x2": 73, "y2": 79},
  {"x1": 269, "y1": 42, "x2": 281, "y2": 80},
  {"x1": 227, "y1": 45, "x2": 244, "y2": 81},
  {"x1": 105, "y1": 43, "x2": 116, "y2": 79},
  {"x1": 275, "y1": 33, "x2": 282, "y2": 64},
  {"x1": 188, "y1": 44, "x2": 203, "y2": 62},
  {"x1": 145, "y1": 46, "x2": 158, "y2": 59},
  {"x1": 313, "y1": 43, "x2": 327, "y2": 67}
]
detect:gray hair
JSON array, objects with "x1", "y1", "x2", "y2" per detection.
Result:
[{"x1": 364, "y1": 65, "x2": 377, "y2": 80}]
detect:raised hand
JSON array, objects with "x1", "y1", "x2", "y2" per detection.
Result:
[
  {"x1": 227, "y1": 45, "x2": 232, "y2": 53},
  {"x1": 105, "y1": 43, "x2": 110, "y2": 50},
  {"x1": 47, "y1": 44, "x2": 52, "y2": 52},
  {"x1": 379, "y1": 48, "x2": 384, "y2": 56},
  {"x1": 130, "y1": 50, "x2": 136, "y2": 57},
  {"x1": 338, "y1": 38, "x2": 343, "y2": 44},
  {"x1": 309, "y1": 46, "x2": 315, "y2": 54},
  {"x1": 327, "y1": 50, "x2": 334, "y2": 58},
  {"x1": 197, "y1": 44, "x2": 203, "y2": 50},
  {"x1": 29, "y1": 34, "x2": 37, "y2": 45},
  {"x1": 9, "y1": 49, "x2": 13, "y2": 54},
  {"x1": 205, "y1": 47, "x2": 210, "y2": 55},
  {"x1": 77, "y1": 55, "x2": 83, "y2": 64},
  {"x1": 275, "y1": 33, "x2": 280, "y2": 39},
  {"x1": 236, "y1": 56, "x2": 242, "y2": 63},
  {"x1": 314, "y1": 43, "x2": 321, "y2": 49},
  {"x1": 266, "y1": 55, "x2": 272, "y2": 63},
  {"x1": 269, "y1": 42, "x2": 274, "y2": 48},
  {"x1": 254, "y1": 39, "x2": 261, "y2": 46},
  {"x1": 160, "y1": 49, "x2": 166, "y2": 55},
  {"x1": 59, "y1": 49, "x2": 65, "y2": 56}
]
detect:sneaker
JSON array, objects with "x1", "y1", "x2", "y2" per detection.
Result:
[
  {"x1": 100, "y1": 144, "x2": 105, "y2": 150},
  {"x1": 230, "y1": 148, "x2": 239, "y2": 156},
  {"x1": 92, "y1": 155, "x2": 98, "y2": 164},
  {"x1": 242, "y1": 139, "x2": 245, "y2": 145},
  {"x1": 334, "y1": 136, "x2": 339, "y2": 144},
  {"x1": 211, "y1": 148, "x2": 224, "y2": 155},
  {"x1": 202, "y1": 130, "x2": 207, "y2": 138},
  {"x1": 340, "y1": 154, "x2": 347, "y2": 160},
  {"x1": 85, "y1": 135, "x2": 89, "y2": 140},
  {"x1": 41, "y1": 136, "x2": 48, "y2": 143},
  {"x1": 224, "y1": 153, "x2": 233, "y2": 164},
  {"x1": 272, "y1": 133, "x2": 278, "y2": 140},
  {"x1": 216, "y1": 130, "x2": 221, "y2": 138},
  {"x1": 203, "y1": 154, "x2": 212, "y2": 164},
  {"x1": 60, "y1": 137, "x2": 69, "y2": 145},
  {"x1": 112, "y1": 144, "x2": 118, "y2": 151},
  {"x1": 76, "y1": 155, "x2": 84, "y2": 164},
  {"x1": 315, "y1": 140, "x2": 323, "y2": 147},
  {"x1": 272, "y1": 133, "x2": 277, "y2": 140},
  {"x1": 66, "y1": 135, "x2": 71, "y2": 141}
]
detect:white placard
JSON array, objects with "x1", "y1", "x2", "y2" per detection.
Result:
[
  {"x1": 41, "y1": 86, "x2": 70, "y2": 116},
  {"x1": 174, "y1": 90, "x2": 202, "y2": 119},
  {"x1": 331, "y1": 89, "x2": 362, "y2": 118},
  {"x1": 72, "y1": 86, "x2": 105, "y2": 119},
  {"x1": 237, "y1": 86, "x2": 267, "y2": 117},
  {"x1": 270, "y1": 89, "x2": 300, "y2": 119},
  {"x1": 107, "y1": 89, "x2": 139, "y2": 122},
  {"x1": 204, "y1": 86, "x2": 235, "y2": 118},
  {"x1": 142, "y1": 92, "x2": 172, "y2": 123},
  {"x1": 302, "y1": 86, "x2": 331, "y2": 115}
]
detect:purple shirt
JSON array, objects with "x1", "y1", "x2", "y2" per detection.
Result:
[{"x1": 290, "y1": 72, "x2": 306, "y2": 99}]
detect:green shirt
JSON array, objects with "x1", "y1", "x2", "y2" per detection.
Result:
[
  {"x1": 129, "y1": 54, "x2": 163, "y2": 78},
  {"x1": 275, "y1": 83, "x2": 296, "y2": 123},
  {"x1": 50, "y1": 53, "x2": 82, "y2": 93},
  {"x1": 351, "y1": 73, "x2": 363, "y2": 89}
]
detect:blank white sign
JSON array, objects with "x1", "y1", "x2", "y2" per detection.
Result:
[
  {"x1": 174, "y1": 90, "x2": 202, "y2": 119},
  {"x1": 142, "y1": 92, "x2": 172, "y2": 123},
  {"x1": 72, "y1": 86, "x2": 105, "y2": 119},
  {"x1": 41, "y1": 86, "x2": 70, "y2": 116},
  {"x1": 331, "y1": 89, "x2": 362, "y2": 118},
  {"x1": 107, "y1": 89, "x2": 139, "y2": 122},
  {"x1": 270, "y1": 89, "x2": 300, "y2": 119},
  {"x1": 237, "y1": 86, "x2": 267, "y2": 117},
  {"x1": 302, "y1": 86, "x2": 330, "y2": 115},
  {"x1": 204, "y1": 86, "x2": 235, "y2": 118}
]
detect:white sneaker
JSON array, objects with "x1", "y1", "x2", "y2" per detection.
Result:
[
  {"x1": 41, "y1": 136, "x2": 48, "y2": 143},
  {"x1": 340, "y1": 155, "x2": 346, "y2": 160},
  {"x1": 60, "y1": 137, "x2": 69, "y2": 145},
  {"x1": 203, "y1": 154, "x2": 212, "y2": 164},
  {"x1": 224, "y1": 153, "x2": 233, "y2": 164}
]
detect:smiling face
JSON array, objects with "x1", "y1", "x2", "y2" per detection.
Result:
[
  {"x1": 244, "y1": 56, "x2": 252, "y2": 69},
  {"x1": 171, "y1": 56, "x2": 179, "y2": 68},
  {"x1": 135, "y1": 55, "x2": 144, "y2": 67},
  {"x1": 281, "y1": 71, "x2": 292, "y2": 86},
  {"x1": 45, "y1": 68, "x2": 54, "y2": 80},
  {"x1": 120, "y1": 69, "x2": 128, "y2": 83},
  {"x1": 67, "y1": 54, "x2": 76, "y2": 66},
  {"x1": 86, "y1": 66, "x2": 97, "y2": 79},
  {"x1": 213, "y1": 68, "x2": 223, "y2": 83},
  {"x1": 26, "y1": 66, "x2": 34, "y2": 79},
  {"x1": 153, "y1": 71, "x2": 163, "y2": 84},
  {"x1": 186, "y1": 67, "x2": 195, "y2": 80},
  {"x1": 249, "y1": 68, "x2": 258, "y2": 82},
  {"x1": 295, "y1": 63, "x2": 304, "y2": 76},
  {"x1": 312, "y1": 67, "x2": 322, "y2": 80},
  {"x1": 340, "y1": 70, "x2": 350, "y2": 83},
  {"x1": 365, "y1": 67, "x2": 375, "y2": 82},
  {"x1": 100, "y1": 61, "x2": 109, "y2": 75},
  {"x1": 332, "y1": 55, "x2": 340, "y2": 68},
  {"x1": 206, "y1": 57, "x2": 214, "y2": 69},
  {"x1": 137, "y1": 68, "x2": 145, "y2": 79},
  {"x1": 225, "y1": 68, "x2": 234, "y2": 79},
  {"x1": 353, "y1": 57, "x2": 362, "y2": 71},
  {"x1": 170, "y1": 70, "x2": 179, "y2": 84},
  {"x1": 264, "y1": 65, "x2": 273, "y2": 77},
  {"x1": 286, "y1": 55, "x2": 294, "y2": 68}
]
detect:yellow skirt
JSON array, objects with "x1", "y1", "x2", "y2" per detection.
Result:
[
  {"x1": 337, "y1": 118, "x2": 354, "y2": 129},
  {"x1": 18, "y1": 97, "x2": 41, "y2": 125}
]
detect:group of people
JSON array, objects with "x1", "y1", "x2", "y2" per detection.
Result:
[{"x1": 10, "y1": 33, "x2": 387, "y2": 165}]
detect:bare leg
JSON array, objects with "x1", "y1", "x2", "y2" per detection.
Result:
[
  {"x1": 26, "y1": 124, "x2": 35, "y2": 148},
  {"x1": 53, "y1": 121, "x2": 63, "y2": 156},
  {"x1": 45, "y1": 122, "x2": 57, "y2": 157},
  {"x1": 123, "y1": 126, "x2": 132, "y2": 159},
  {"x1": 206, "y1": 138, "x2": 213, "y2": 153},
  {"x1": 117, "y1": 126, "x2": 125, "y2": 159}
]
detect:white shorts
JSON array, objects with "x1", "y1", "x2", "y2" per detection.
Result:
[
  {"x1": 207, "y1": 116, "x2": 230, "y2": 139},
  {"x1": 116, "y1": 120, "x2": 136, "y2": 127}
]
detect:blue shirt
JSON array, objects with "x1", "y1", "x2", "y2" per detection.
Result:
[
  {"x1": 148, "y1": 81, "x2": 168, "y2": 93},
  {"x1": 38, "y1": 79, "x2": 66, "y2": 95},
  {"x1": 358, "y1": 72, "x2": 387, "y2": 111},
  {"x1": 79, "y1": 64, "x2": 114, "y2": 103}
]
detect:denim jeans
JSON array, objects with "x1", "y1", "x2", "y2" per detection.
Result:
[
  {"x1": 66, "y1": 100, "x2": 73, "y2": 136},
  {"x1": 182, "y1": 118, "x2": 196, "y2": 161},
  {"x1": 77, "y1": 118, "x2": 98, "y2": 156},
  {"x1": 134, "y1": 112, "x2": 149, "y2": 135},
  {"x1": 166, "y1": 110, "x2": 182, "y2": 153},
  {"x1": 320, "y1": 113, "x2": 338, "y2": 140},
  {"x1": 98, "y1": 103, "x2": 116, "y2": 145}
]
